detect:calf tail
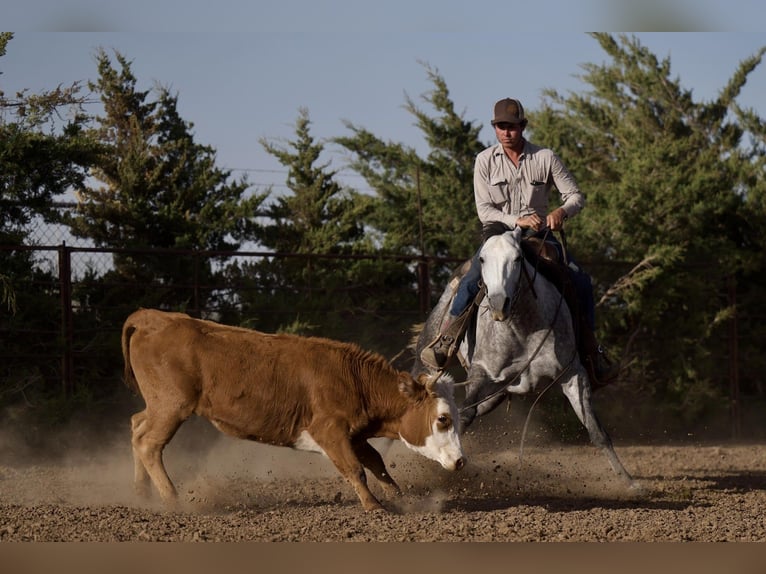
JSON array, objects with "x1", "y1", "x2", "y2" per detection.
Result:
[{"x1": 121, "y1": 319, "x2": 140, "y2": 396}]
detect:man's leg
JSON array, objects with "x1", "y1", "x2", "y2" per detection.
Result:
[
  {"x1": 568, "y1": 259, "x2": 618, "y2": 387},
  {"x1": 421, "y1": 254, "x2": 481, "y2": 369}
]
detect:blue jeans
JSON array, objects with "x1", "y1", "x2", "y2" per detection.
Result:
[
  {"x1": 449, "y1": 231, "x2": 595, "y2": 331},
  {"x1": 450, "y1": 251, "x2": 482, "y2": 318}
]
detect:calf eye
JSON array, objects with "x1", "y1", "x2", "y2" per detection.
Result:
[{"x1": 436, "y1": 414, "x2": 452, "y2": 430}]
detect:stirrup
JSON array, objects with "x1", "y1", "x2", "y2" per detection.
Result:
[{"x1": 420, "y1": 334, "x2": 456, "y2": 369}]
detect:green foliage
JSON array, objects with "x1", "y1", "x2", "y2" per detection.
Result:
[
  {"x1": 402, "y1": 64, "x2": 486, "y2": 260},
  {"x1": 0, "y1": 34, "x2": 102, "y2": 424},
  {"x1": 259, "y1": 108, "x2": 370, "y2": 255},
  {"x1": 65, "y1": 49, "x2": 267, "y2": 312},
  {"x1": 530, "y1": 33, "x2": 766, "y2": 404},
  {"x1": 0, "y1": 262, "x2": 64, "y2": 415},
  {"x1": 0, "y1": 271, "x2": 15, "y2": 313},
  {"x1": 69, "y1": 49, "x2": 265, "y2": 252},
  {"x1": 238, "y1": 109, "x2": 419, "y2": 352},
  {"x1": 334, "y1": 63, "x2": 485, "y2": 268}
]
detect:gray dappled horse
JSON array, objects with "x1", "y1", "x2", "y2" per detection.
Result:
[{"x1": 412, "y1": 222, "x2": 638, "y2": 489}]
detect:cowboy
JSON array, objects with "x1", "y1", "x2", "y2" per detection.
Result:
[{"x1": 421, "y1": 97, "x2": 617, "y2": 387}]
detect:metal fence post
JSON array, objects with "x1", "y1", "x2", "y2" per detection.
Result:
[
  {"x1": 193, "y1": 251, "x2": 200, "y2": 317},
  {"x1": 417, "y1": 258, "x2": 431, "y2": 317},
  {"x1": 58, "y1": 242, "x2": 74, "y2": 397},
  {"x1": 728, "y1": 274, "x2": 741, "y2": 440}
]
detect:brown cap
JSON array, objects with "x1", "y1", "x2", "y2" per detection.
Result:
[{"x1": 491, "y1": 98, "x2": 526, "y2": 125}]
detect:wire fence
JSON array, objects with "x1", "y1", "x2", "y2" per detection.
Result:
[{"x1": 3, "y1": 214, "x2": 764, "y2": 441}]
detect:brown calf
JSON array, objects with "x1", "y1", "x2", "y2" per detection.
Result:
[{"x1": 121, "y1": 309, "x2": 464, "y2": 511}]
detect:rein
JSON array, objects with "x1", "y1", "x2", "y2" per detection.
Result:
[{"x1": 517, "y1": 346, "x2": 578, "y2": 463}]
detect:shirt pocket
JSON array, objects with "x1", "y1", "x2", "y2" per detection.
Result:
[{"x1": 487, "y1": 175, "x2": 509, "y2": 204}]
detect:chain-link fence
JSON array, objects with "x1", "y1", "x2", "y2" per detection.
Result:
[{"x1": 2, "y1": 209, "x2": 763, "y2": 441}]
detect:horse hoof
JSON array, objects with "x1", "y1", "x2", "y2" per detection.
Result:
[{"x1": 627, "y1": 480, "x2": 646, "y2": 495}]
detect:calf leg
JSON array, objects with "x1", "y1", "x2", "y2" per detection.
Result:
[
  {"x1": 310, "y1": 419, "x2": 385, "y2": 511},
  {"x1": 130, "y1": 411, "x2": 151, "y2": 498},
  {"x1": 353, "y1": 439, "x2": 402, "y2": 497},
  {"x1": 560, "y1": 373, "x2": 638, "y2": 488},
  {"x1": 131, "y1": 409, "x2": 185, "y2": 503}
]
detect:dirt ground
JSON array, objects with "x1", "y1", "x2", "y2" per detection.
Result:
[{"x1": 2, "y1": 412, "x2": 766, "y2": 544}]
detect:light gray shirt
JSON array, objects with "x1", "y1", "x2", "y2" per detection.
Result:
[{"x1": 473, "y1": 140, "x2": 585, "y2": 229}]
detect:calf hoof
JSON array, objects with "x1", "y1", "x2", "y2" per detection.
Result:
[
  {"x1": 134, "y1": 482, "x2": 152, "y2": 499},
  {"x1": 362, "y1": 500, "x2": 387, "y2": 512}
]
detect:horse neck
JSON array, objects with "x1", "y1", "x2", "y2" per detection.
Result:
[{"x1": 519, "y1": 260, "x2": 567, "y2": 323}]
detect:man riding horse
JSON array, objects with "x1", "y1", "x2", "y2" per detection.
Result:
[{"x1": 420, "y1": 97, "x2": 617, "y2": 388}]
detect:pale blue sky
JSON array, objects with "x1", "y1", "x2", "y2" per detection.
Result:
[{"x1": 2, "y1": 10, "x2": 766, "y2": 196}]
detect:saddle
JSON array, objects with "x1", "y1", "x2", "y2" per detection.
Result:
[{"x1": 520, "y1": 235, "x2": 562, "y2": 265}]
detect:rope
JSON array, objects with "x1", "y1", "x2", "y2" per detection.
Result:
[{"x1": 517, "y1": 348, "x2": 577, "y2": 464}]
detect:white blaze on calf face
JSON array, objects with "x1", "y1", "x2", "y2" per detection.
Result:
[{"x1": 399, "y1": 395, "x2": 464, "y2": 471}]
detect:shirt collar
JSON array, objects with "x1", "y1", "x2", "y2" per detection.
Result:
[{"x1": 492, "y1": 139, "x2": 528, "y2": 159}]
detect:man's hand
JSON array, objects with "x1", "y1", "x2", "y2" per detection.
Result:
[
  {"x1": 546, "y1": 208, "x2": 568, "y2": 231},
  {"x1": 516, "y1": 213, "x2": 543, "y2": 231}
]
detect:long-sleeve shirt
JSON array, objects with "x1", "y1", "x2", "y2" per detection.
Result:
[{"x1": 473, "y1": 140, "x2": 585, "y2": 229}]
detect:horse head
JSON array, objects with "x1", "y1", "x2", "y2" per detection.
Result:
[{"x1": 479, "y1": 222, "x2": 524, "y2": 322}]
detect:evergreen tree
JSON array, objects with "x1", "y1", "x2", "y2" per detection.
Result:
[
  {"x1": 244, "y1": 107, "x2": 362, "y2": 333},
  {"x1": 530, "y1": 33, "x2": 766, "y2": 423},
  {"x1": 259, "y1": 108, "x2": 370, "y2": 256},
  {"x1": 0, "y1": 33, "x2": 101, "y2": 419},
  {"x1": 334, "y1": 64, "x2": 485, "y2": 267},
  {"x1": 1, "y1": 33, "x2": 96, "y2": 245},
  {"x1": 231, "y1": 109, "x2": 415, "y2": 354},
  {"x1": 66, "y1": 49, "x2": 266, "y2": 313}
]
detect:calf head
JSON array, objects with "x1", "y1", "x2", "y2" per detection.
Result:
[{"x1": 396, "y1": 373, "x2": 465, "y2": 471}]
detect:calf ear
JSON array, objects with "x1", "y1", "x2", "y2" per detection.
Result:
[
  {"x1": 398, "y1": 372, "x2": 423, "y2": 399},
  {"x1": 418, "y1": 373, "x2": 439, "y2": 397}
]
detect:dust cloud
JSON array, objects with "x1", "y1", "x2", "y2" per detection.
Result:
[{"x1": 0, "y1": 391, "x2": 641, "y2": 514}]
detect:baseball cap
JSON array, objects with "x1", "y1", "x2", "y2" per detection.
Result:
[{"x1": 491, "y1": 98, "x2": 526, "y2": 125}]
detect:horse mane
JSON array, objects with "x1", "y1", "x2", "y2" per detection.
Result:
[{"x1": 482, "y1": 221, "x2": 514, "y2": 243}]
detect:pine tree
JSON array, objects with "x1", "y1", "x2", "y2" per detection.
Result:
[
  {"x1": 259, "y1": 108, "x2": 369, "y2": 256},
  {"x1": 0, "y1": 33, "x2": 100, "y2": 414},
  {"x1": 0, "y1": 33, "x2": 96, "y2": 245},
  {"x1": 226, "y1": 108, "x2": 417, "y2": 355},
  {"x1": 334, "y1": 64, "x2": 485, "y2": 265},
  {"x1": 530, "y1": 33, "x2": 766, "y2": 421},
  {"x1": 66, "y1": 49, "x2": 266, "y2": 311}
]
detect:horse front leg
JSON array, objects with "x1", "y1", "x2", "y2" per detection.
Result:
[
  {"x1": 460, "y1": 368, "x2": 510, "y2": 429},
  {"x1": 560, "y1": 373, "x2": 641, "y2": 490}
]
